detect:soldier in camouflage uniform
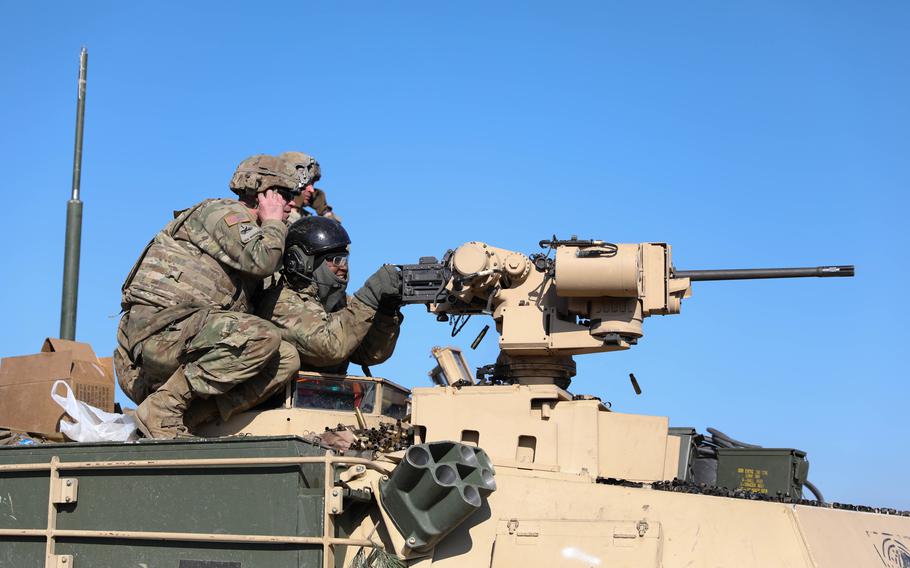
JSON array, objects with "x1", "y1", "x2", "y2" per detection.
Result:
[
  {"x1": 114, "y1": 155, "x2": 303, "y2": 438},
  {"x1": 278, "y1": 151, "x2": 341, "y2": 224},
  {"x1": 256, "y1": 216, "x2": 403, "y2": 375}
]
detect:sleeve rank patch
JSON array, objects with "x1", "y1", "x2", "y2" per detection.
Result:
[{"x1": 238, "y1": 223, "x2": 262, "y2": 244}]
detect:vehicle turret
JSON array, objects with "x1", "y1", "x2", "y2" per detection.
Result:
[{"x1": 401, "y1": 236, "x2": 853, "y2": 388}]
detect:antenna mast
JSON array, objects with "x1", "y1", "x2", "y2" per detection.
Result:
[{"x1": 60, "y1": 47, "x2": 88, "y2": 340}]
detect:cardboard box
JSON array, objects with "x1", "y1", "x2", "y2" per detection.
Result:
[{"x1": 0, "y1": 338, "x2": 115, "y2": 436}]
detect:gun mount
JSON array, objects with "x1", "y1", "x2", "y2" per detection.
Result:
[{"x1": 401, "y1": 237, "x2": 854, "y2": 388}]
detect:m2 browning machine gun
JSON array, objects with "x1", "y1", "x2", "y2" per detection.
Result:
[
  {"x1": 399, "y1": 255, "x2": 452, "y2": 305},
  {"x1": 399, "y1": 236, "x2": 853, "y2": 388}
]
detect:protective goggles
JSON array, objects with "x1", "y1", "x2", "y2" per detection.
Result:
[{"x1": 325, "y1": 255, "x2": 348, "y2": 267}]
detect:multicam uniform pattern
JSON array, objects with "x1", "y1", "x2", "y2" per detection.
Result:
[
  {"x1": 257, "y1": 280, "x2": 402, "y2": 375},
  {"x1": 114, "y1": 198, "x2": 299, "y2": 418}
]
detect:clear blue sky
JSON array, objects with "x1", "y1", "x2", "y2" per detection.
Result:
[{"x1": 1, "y1": 2, "x2": 907, "y2": 508}]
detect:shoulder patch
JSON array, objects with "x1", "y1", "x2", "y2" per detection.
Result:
[
  {"x1": 238, "y1": 223, "x2": 262, "y2": 244},
  {"x1": 223, "y1": 213, "x2": 247, "y2": 227}
]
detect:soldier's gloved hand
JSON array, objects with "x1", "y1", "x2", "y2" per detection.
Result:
[
  {"x1": 377, "y1": 290, "x2": 404, "y2": 316},
  {"x1": 354, "y1": 265, "x2": 402, "y2": 310}
]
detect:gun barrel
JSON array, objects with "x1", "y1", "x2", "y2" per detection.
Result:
[{"x1": 673, "y1": 265, "x2": 854, "y2": 282}]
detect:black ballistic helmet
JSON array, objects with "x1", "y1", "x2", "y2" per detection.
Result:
[
  {"x1": 287, "y1": 216, "x2": 350, "y2": 255},
  {"x1": 284, "y1": 217, "x2": 351, "y2": 283}
]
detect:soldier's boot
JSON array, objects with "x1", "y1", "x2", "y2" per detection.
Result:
[
  {"x1": 183, "y1": 397, "x2": 219, "y2": 431},
  {"x1": 135, "y1": 367, "x2": 194, "y2": 439}
]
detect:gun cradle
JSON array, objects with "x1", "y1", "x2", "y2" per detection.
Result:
[
  {"x1": 416, "y1": 237, "x2": 850, "y2": 387},
  {"x1": 431, "y1": 241, "x2": 692, "y2": 357}
]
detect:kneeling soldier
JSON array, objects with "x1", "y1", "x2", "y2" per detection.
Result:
[{"x1": 114, "y1": 155, "x2": 303, "y2": 438}]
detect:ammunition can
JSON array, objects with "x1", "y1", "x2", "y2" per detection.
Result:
[{"x1": 716, "y1": 448, "x2": 809, "y2": 498}]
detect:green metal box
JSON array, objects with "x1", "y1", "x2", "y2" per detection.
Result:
[
  {"x1": 715, "y1": 447, "x2": 809, "y2": 498},
  {"x1": 0, "y1": 436, "x2": 329, "y2": 567}
]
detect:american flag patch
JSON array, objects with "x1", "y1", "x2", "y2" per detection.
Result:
[{"x1": 223, "y1": 213, "x2": 246, "y2": 226}]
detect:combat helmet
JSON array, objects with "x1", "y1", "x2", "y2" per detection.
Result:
[
  {"x1": 278, "y1": 151, "x2": 322, "y2": 188},
  {"x1": 229, "y1": 154, "x2": 299, "y2": 197},
  {"x1": 283, "y1": 216, "x2": 351, "y2": 284}
]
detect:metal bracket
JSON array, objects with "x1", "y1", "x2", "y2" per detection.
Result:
[
  {"x1": 328, "y1": 487, "x2": 344, "y2": 515},
  {"x1": 338, "y1": 464, "x2": 366, "y2": 483},
  {"x1": 46, "y1": 554, "x2": 73, "y2": 568},
  {"x1": 506, "y1": 519, "x2": 519, "y2": 535},
  {"x1": 51, "y1": 478, "x2": 78, "y2": 505},
  {"x1": 540, "y1": 403, "x2": 552, "y2": 420}
]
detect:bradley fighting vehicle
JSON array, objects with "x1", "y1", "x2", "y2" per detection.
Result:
[
  {"x1": 5, "y1": 234, "x2": 909, "y2": 568},
  {"x1": 5, "y1": 49, "x2": 907, "y2": 568}
]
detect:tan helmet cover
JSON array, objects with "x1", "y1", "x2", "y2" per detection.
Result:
[
  {"x1": 278, "y1": 151, "x2": 322, "y2": 188},
  {"x1": 229, "y1": 154, "x2": 299, "y2": 196}
]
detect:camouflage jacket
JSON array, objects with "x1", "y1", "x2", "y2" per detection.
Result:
[
  {"x1": 256, "y1": 279, "x2": 402, "y2": 374},
  {"x1": 121, "y1": 198, "x2": 287, "y2": 330}
]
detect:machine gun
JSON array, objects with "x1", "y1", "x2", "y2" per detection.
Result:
[
  {"x1": 400, "y1": 237, "x2": 853, "y2": 388},
  {"x1": 399, "y1": 255, "x2": 452, "y2": 305}
]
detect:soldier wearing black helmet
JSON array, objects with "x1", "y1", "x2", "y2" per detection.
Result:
[{"x1": 256, "y1": 216, "x2": 403, "y2": 375}]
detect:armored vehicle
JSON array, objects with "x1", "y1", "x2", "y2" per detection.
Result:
[
  {"x1": 6, "y1": 49, "x2": 907, "y2": 567},
  {"x1": 3, "y1": 236, "x2": 909, "y2": 568}
]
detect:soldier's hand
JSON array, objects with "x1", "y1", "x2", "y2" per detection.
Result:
[
  {"x1": 258, "y1": 190, "x2": 288, "y2": 223},
  {"x1": 310, "y1": 188, "x2": 329, "y2": 215},
  {"x1": 354, "y1": 265, "x2": 402, "y2": 310}
]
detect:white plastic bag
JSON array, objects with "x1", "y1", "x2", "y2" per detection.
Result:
[{"x1": 51, "y1": 380, "x2": 139, "y2": 442}]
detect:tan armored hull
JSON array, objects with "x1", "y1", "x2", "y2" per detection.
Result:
[
  {"x1": 377, "y1": 382, "x2": 910, "y2": 567},
  {"x1": 419, "y1": 471, "x2": 910, "y2": 567}
]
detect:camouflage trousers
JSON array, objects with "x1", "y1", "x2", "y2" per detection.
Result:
[{"x1": 114, "y1": 307, "x2": 300, "y2": 420}]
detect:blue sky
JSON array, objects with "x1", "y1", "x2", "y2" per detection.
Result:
[{"x1": 0, "y1": 2, "x2": 907, "y2": 508}]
